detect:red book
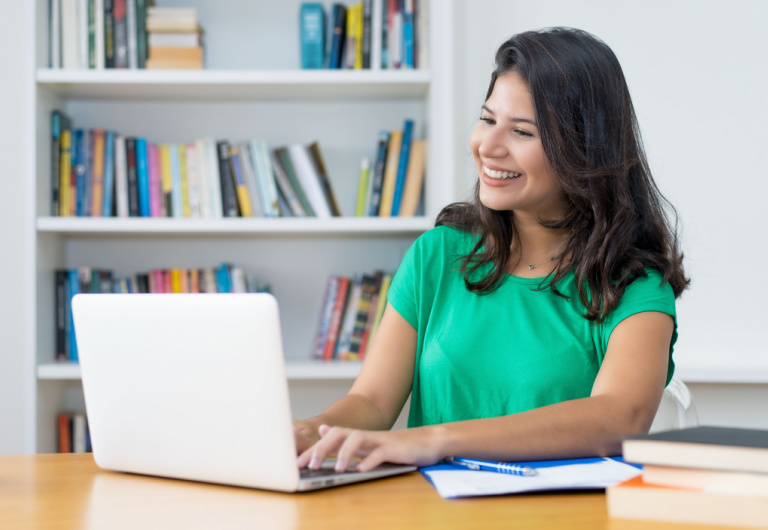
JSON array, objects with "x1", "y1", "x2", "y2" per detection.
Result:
[
  {"x1": 322, "y1": 275, "x2": 351, "y2": 360},
  {"x1": 147, "y1": 143, "x2": 162, "y2": 217},
  {"x1": 58, "y1": 413, "x2": 72, "y2": 453}
]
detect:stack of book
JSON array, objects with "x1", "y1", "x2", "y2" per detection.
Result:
[
  {"x1": 50, "y1": 110, "x2": 347, "y2": 219},
  {"x1": 145, "y1": 7, "x2": 204, "y2": 69},
  {"x1": 50, "y1": 0, "x2": 151, "y2": 69},
  {"x1": 312, "y1": 271, "x2": 393, "y2": 361},
  {"x1": 300, "y1": 0, "x2": 427, "y2": 70},
  {"x1": 57, "y1": 411, "x2": 91, "y2": 453},
  {"x1": 608, "y1": 426, "x2": 768, "y2": 528},
  {"x1": 355, "y1": 118, "x2": 426, "y2": 217},
  {"x1": 54, "y1": 263, "x2": 269, "y2": 362}
]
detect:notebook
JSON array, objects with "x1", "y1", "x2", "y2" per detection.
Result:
[{"x1": 71, "y1": 292, "x2": 416, "y2": 492}]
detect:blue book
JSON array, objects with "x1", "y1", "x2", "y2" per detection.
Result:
[
  {"x1": 67, "y1": 269, "x2": 80, "y2": 361},
  {"x1": 72, "y1": 130, "x2": 86, "y2": 216},
  {"x1": 300, "y1": 3, "x2": 325, "y2": 69},
  {"x1": 402, "y1": 0, "x2": 414, "y2": 68},
  {"x1": 102, "y1": 131, "x2": 115, "y2": 217},
  {"x1": 390, "y1": 119, "x2": 414, "y2": 216},
  {"x1": 215, "y1": 263, "x2": 232, "y2": 293},
  {"x1": 328, "y1": 4, "x2": 346, "y2": 69},
  {"x1": 83, "y1": 130, "x2": 93, "y2": 217},
  {"x1": 169, "y1": 144, "x2": 183, "y2": 218},
  {"x1": 135, "y1": 137, "x2": 150, "y2": 217}
]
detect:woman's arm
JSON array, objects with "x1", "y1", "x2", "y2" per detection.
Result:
[
  {"x1": 298, "y1": 310, "x2": 674, "y2": 472},
  {"x1": 293, "y1": 303, "x2": 417, "y2": 453}
]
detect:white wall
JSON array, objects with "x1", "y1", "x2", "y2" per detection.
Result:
[
  {"x1": 457, "y1": 0, "x2": 768, "y2": 427},
  {"x1": 0, "y1": 1, "x2": 32, "y2": 453}
]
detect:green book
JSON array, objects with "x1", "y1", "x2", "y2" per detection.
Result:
[{"x1": 275, "y1": 147, "x2": 315, "y2": 216}]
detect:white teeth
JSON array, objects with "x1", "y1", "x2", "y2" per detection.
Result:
[{"x1": 484, "y1": 166, "x2": 522, "y2": 180}]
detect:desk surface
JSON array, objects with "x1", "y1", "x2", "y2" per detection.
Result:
[{"x1": 0, "y1": 453, "x2": 741, "y2": 530}]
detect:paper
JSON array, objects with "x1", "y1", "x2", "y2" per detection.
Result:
[{"x1": 421, "y1": 457, "x2": 641, "y2": 499}]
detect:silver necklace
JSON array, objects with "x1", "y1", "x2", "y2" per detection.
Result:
[{"x1": 512, "y1": 244, "x2": 565, "y2": 270}]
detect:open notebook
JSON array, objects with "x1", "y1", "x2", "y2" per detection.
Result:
[{"x1": 71, "y1": 293, "x2": 415, "y2": 492}]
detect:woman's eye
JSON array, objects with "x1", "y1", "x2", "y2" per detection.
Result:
[
  {"x1": 515, "y1": 129, "x2": 533, "y2": 137},
  {"x1": 479, "y1": 116, "x2": 495, "y2": 125}
]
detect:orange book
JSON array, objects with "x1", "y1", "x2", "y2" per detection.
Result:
[
  {"x1": 189, "y1": 269, "x2": 200, "y2": 293},
  {"x1": 90, "y1": 129, "x2": 106, "y2": 216},
  {"x1": 57, "y1": 413, "x2": 71, "y2": 453},
  {"x1": 397, "y1": 139, "x2": 426, "y2": 217}
]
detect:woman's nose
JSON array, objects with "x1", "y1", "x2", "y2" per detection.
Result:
[{"x1": 478, "y1": 130, "x2": 508, "y2": 159}]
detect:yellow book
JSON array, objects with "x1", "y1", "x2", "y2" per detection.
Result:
[
  {"x1": 377, "y1": 131, "x2": 402, "y2": 217},
  {"x1": 178, "y1": 144, "x2": 190, "y2": 217},
  {"x1": 229, "y1": 146, "x2": 254, "y2": 217},
  {"x1": 355, "y1": 157, "x2": 370, "y2": 217},
  {"x1": 397, "y1": 139, "x2": 426, "y2": 217},
  {"x1": 354, "y1": 2, "x2": 364, "y2": 70},
  {"x1": 90, "y1": 130, "x2": 105, "y2": 217},
  {"x1": 159, "y1": 144, "x2": 173, "y2": 217},
  {"x1": 170, "y1": 268, "x2": 182, "y2": 293},
  {"x1": 59, "y1": 129, "x2": 72, "y2": 216}
]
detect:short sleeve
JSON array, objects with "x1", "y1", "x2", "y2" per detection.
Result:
[
  {"x1": 599, "y1": 269, "x2": 678, "y2": 384},
  {"x1": 386, "y1": 232, "x2": 423, "y2": 329}
]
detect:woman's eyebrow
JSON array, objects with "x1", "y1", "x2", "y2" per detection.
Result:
[{"x1": 481, "y1": 105, "x2": 537, "y2": 126}]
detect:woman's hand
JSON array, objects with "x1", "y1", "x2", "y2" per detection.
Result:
[
  {"x1": 296, "y1": 424, "x2": 446, "y2": 473},
  {"x1": 293, "y1": 419, "x2": 321, "y2": 454}
]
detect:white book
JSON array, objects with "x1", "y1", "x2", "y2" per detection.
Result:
[
  {"x1": 148, "y1": 32, "x2": 201, "y2": 48},
  {"x1": 370, "y1": 0, "x2": 382, "y2": 71},
  {"x1": 249, "y1": 140, "x2": 280, "y2": 217},
  {"x1": 72, "y1": 413, "x2": 87, "y2": 453},
  {"x1": 126, "y1": 0, "x2": 138, "y2": 69},
  {"x1": 94, "y1": 0, "x2": 104, "y2": 69},
  {"x1": 194, "y1": 139, "x2": 211, "y2": 218},
  {"x1": 50, "y1": 0, "x2": 62, "y2": 68},
  {"x1": 230, "y1": 267, "x2": 247, "y2": 293},
  {"x1": 61, "y1": 0, "x2": 78, "y2": 69},
  {"x1": 185, "y1": 143, "x2": 201, "y2": 218},
  {"x1": 114, "y1": 135, "x2": 128, "y2": 217},
  {"x1": 286, "y1": 144, "x2": 332, "y2": 218},
  {"x1": 147, "y1": 7, "x2": 198, "y2": 19},
  {"x1": 389, "y1": 9, "x2": 402, "y2": 69},
  {"x1": 416, "y1": 0, "x2": 429, "y2": 69},
  {"x1": 205, "y1": 138, "x2": 223, "y2": 218},
  {"x1": 238, "y1": 143, "x2": 264, "y2": 217},
  {"x1": 77, "y1": 0, "x2": 88, "y2": 68}
]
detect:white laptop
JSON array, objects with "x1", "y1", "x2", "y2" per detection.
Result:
[{"x1": 71, "y1": 292, "x2": 416, "y2": 492}]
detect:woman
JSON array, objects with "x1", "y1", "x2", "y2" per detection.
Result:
[{"x1": 295, "y1": 27, "x2": 689, "y2": 473}]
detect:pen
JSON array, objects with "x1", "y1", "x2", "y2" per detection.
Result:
[{"x1": 444, "y1": 457, "x2": 538, "y2": 476}]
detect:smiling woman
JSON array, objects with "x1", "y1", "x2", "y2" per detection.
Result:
[{"x1": 294, "y1": 27, "x2": 690, "y2": 475}]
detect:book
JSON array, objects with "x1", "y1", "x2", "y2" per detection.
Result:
[
  {"x1": 355, "y1": 157, "x2": 370, "y2": 216},
  {"x1": 125, "y1": 137, "x2": 139, "y2": 216},
  {"x1": 397, "y1": 138, "x2": 426, "y2": 216},
  {"x1": 193, "y1": 139, "x2": 211, "y2": 218},
  {"x1": 327, "y1": 3, "x2": 346, "y2": 69},
  {"x1": 229, "y1": 146, "x2": 254, "y2": 217},
  {"x1": 94, "y1": 0, "x2": 105, "y2": 69},
  {"x1": 147, "y1": 142, "x2": 161, "y2": 217},
  {"x1": 622, "y1": 426, "x2": 768, "y2": 474},
  {"x1": 216, "y1": 141, "x2": 239, "y2": 217},
  {"x1": 275, "y1": 147, "x2": 314, "y2": 216},
  {"x1": 52, "y1": 110, "x2": 72, "y2": 215},
  {"x1": 641, "y1": 464, "x2": 768, "y2": 496},
  {"x1": 313, "y1": 275, "x2": 340, "y2": 359},
  {"x1": 390, "y1": 118, "x2": 414, "y2": 215},
  {"x1": 135, "y1": 0, "x2": 148, "y2": 68},
  {"x1": 346, "y1": 273, "x2": 379, "y2": 359},
  {"x1": 177, "y1": 144, "x2": 190, "y2": 217},
  {"x1": 135, "y1": 137, "x2": 150, "y2": 216},
  {"x1": 286, "y1": 144, "x2": 333, "y2": 218},
  {"x1": 72, "y1": 412, "x2": 87, "y2": 453},
  {"x1": 607, "y1": 474, "x2": 768, "y2": 528},
  {"x1": 126, "y1": 0, "x2": 138, "y2": 68},
  {"x1": 67, "y1": 268, "x2": 80, "y2": 360},
  {"x1": 357, "y1": 270, "x2": 384, "y2": 358},
  {"x1": 308, "y1": 142, "x2": 342, "y2": 216},
  {"x1": 114, "y1": 134, "x2": 128, "y2": 217},
  {"x1": 300, "y1": 3, "x2": 325, "y2": 69},
  {"x1": 104, "y1": 0, "x2": 115, "y2": 68},
  {"x1": 72, "y1": 129, "x2": 85, "y2": 216},
  {"x1": 205, "y1": 138, "x2": 223, "y2": 218},
  {"x1": 236, "y1": 143, "x2": 264, "y2": 217},
  {"x1": 82, "y1": 129, "x2": 93, "y2": 216},
  {"x1": 102, "y1": 130, "x2": 115, "y2": 216},
  {"x1": 323, "y1": 275, "x2": 351, "y2": 360},
  {"x1": 55, "y1": 269, "x2": 68, "y2": 361},
  {"x1": 377, "y1": 129, "x2": 401, "y2": 216},
  {"x1": 335, "y1": 272, "x2": 364, "y2": 359},
  {"x1": 361, "y1": 0, "x2": 372, "y2": 68},
  {"x1": 370, "y1": 0, "x2": 383, "y2": 71},
  {"x1": 89, "y1": 129, "x2": 105, "y2": 216},
  {"x1": 366, "y1": 272, "x2": 391, "y2": 351},
  {"x1": 248, "y1": 140, "x2": 280, "y2": 217},
  {"x1": 158, "y1": 143, "x2": 173, "y2": 217},
  {"x1": 270, "y1": 149, "x2": 304, "y2": 216},
  {"x1": 148, "y1": 31, "x2": 201, "y2": 48},
  {"x1": 402, "y1": 0, "x2": 414, "y2": 69},
  {"x1": 387, "y1": 0, "x2": 402, "y2": 69},
  {"x1": 344, "y1": 1, "x2": 361, "y2": 69},
  {"x1": 58, "y1": 413, "x2": 72, "y2": 453},
  {"x1": 113, "y1": 0, "x2": 128, "y2": 68},
  {"x1": 146, "y1": 46, "x2": 204, "y2": 69}
]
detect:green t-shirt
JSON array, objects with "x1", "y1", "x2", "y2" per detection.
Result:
[{"x1": 387, "y1": 225, "x2": 677, "y2": 428}]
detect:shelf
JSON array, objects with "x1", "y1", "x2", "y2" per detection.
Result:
[
  {"x1": 36, "y1": 69, "x2": 431, "y2": 101},
  {"x1": 676, "y1": 365, "x2": 768, "y2": 384},
  {"x1": 37, "y1": 360, "x2": 362, "y2": 381},
  {"x1": 36, "y1": 216, "x2": 434, "y2": 236}
]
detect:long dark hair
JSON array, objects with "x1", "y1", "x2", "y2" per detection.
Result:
[{"x1": 436, "y1": 27, "x2": 689, "y2": 322}]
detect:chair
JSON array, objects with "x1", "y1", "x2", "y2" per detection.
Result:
[{"x1": 649, "y1": 376, "x2": 699, "y2": 433}]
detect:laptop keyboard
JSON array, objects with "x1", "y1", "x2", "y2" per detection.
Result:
[{"x1": 300, "y1": 467, "x2": 348, "y2": 478}]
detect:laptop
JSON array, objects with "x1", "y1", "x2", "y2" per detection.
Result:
[{"x1": 71, "y1": 292, "x2": 416, "y2": 492}]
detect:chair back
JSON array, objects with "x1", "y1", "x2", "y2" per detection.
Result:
[{"x1": 649, "y1": 376, "x2": 699, "y2": 433}]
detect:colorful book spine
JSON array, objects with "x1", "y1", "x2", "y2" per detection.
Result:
[
  {"x1": 67, "y1": 268, "x2": 80, "y2": 361},
  {"x1": 135, "y1": 137, "x2": 150, "y2": 217},
  {"x1": 178, "y1": 144, "x2": 190, "y2": 217},
  {"x1": 249, "y1": 140, "x2": 280, "y2": 217},
  {"x1": 217, "y1": 141, "x2": 239, "y2": 217},
  {"x1": 377, "y1": 129, "x2": 401, "y2": 217},
  {"x1": 275, "y1": 147, "x2": 314, "y2": 216},
  {"x1": 399, "y1": 138, "x2": 426, "y2": 216},
  {"x1": 58, "y1": 128, "x2": 73, "y2": 216},
  {"x1": 402, "y1": 0, "x2": 414, "y2": 68},
  {"x1": 335, "y1": 272, "x2": 364, "y2": 359},
  {"x1": 328, "y1": 3, "x2": 347, "y2": 69},
  {"x1": 90, "y1": 129, "x2": 105, "y2": 216},
  {"x1": 313, "y1": 275, "x2": 340, "y2": 359},
  {"x1": 229, "y1": 147, "x2": 254, "y2": 217},
  {"x1": 300, "y1": 3, "x2": 325, "y2": 69},
  {"x1": 170, "y1": 143, "x2": 183, "y2": 218},
  {"x1": 147, "y1": 142, "x2": 161, "y2": 217},
  {"x1": 368, "y1": 130, "x2": 389, "y2": 216},
  {"x1": 125, "y1": 137, "x2": 139, "y2": 216},
  {"x1": 159, "y1": 143, "x2": 173, "y2": 217},
  {"x1": 185, "y1": 142, "x2": 200, "y2": 217},
  {"x1": 102, "y1": 130, "x2": 115, "y2": 216},
  {"x1": 238, "y1": 143, "x2": 264, "y2": 217},
  {"x1": 390, "y1": 119, "x2": 414, "y2": 216},
  {"x1": 355, "y1": 157, "x2": 370, "y2": 216},
  {"x1": 114, "y1": 134, "x2": 128, "y2": 217},
  {"x1": 323, "y1": 275, "x2": 351, "y2": 360}
]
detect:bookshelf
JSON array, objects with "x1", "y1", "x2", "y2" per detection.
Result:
[{"x1": 26, "y1": 0, "x2": 457, "y2": 453}]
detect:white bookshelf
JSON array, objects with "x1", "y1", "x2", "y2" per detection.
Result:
[{"x1": 27, "y1": 0, "x2": 457, "y2": 453}]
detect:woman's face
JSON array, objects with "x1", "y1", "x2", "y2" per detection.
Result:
[{"x1": 470, "y1": 72, "x2": 567, "y2": 221}]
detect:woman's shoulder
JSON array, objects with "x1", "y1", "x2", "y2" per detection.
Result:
[{"x1": 414, "y1": 224, "x2": 477, "y2": 254}]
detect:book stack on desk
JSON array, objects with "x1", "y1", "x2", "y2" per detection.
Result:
[{"x1": 607, "y1": 426, "x2": 768, "y2": 528}]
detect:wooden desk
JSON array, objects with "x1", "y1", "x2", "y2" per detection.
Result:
[{"x1": 0, "y1": 454, "x2": 740, "y2": 529}]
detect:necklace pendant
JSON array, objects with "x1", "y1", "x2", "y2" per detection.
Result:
[{"x1": 528, "y1": 264, "x2": 535, "y2": 270}]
